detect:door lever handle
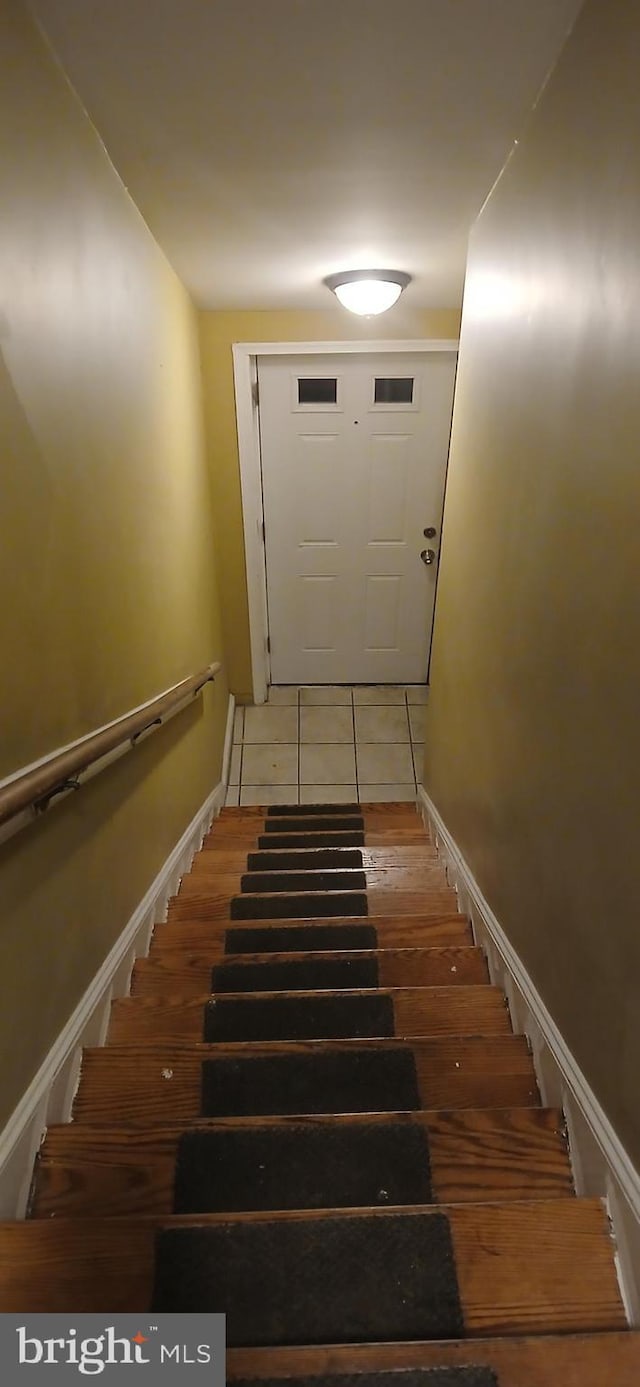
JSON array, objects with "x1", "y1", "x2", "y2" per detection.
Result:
[{"x1": 420, "y1": 548, "x2": 436, "y2": 565}]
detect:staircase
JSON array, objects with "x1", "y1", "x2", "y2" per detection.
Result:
[{"x1": 2, "y1": 800, "x2": 639, "y2": 1385}]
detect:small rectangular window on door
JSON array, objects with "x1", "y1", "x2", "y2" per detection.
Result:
[
  {"x1": 373, "y1": 376, "x2": 414, "y2": 405},
  {"x1": 297, "y1": 377, "x2": 338, "y2": 406}
]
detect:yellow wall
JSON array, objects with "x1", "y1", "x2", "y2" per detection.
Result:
[
  {"x1": 425, "y1": 0, "x2": 640, "y2": 1164},
  {"x1": 199, "y1": 307, "x2": 461, "y2": 696},
  {"x1": 0, "y1": 1, "x2": 228, "y2": 1126}
]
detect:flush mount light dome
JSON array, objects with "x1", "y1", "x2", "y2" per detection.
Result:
[{"x1": 323, "y1": 268, "x2": 411, "y2": 316}]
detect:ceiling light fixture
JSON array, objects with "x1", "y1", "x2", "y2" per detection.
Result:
[{"x1": 323, "y1": 268, "x2": 412, "y2": 316}]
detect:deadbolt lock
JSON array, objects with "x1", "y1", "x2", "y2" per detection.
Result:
[{"x1": 423, "y1": 526, "x2": 437, "y2": 538}]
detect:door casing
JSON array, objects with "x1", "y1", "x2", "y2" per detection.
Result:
[{"x1": 232, "y1": 338, "x2": 459, "y2": 703}]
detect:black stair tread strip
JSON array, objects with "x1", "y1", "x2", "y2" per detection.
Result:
[
  {"x1": 247, "y1": 849, "x2": 364, "y2": 872},
  {"x1": 230, "y1": 892, "x2": 368, "y2": 920},
  {"x1": 201, "y1": 1047, "x2": 420, "y2": 1116},
  {"x1": 266, "y1": 803, "x2": 362, "y2": 816},
  {"x1": 203, "y1": 993, "x2": 395, "y2": 1043},
  {"x1": 212, "y1": 956, "x2": 379, "y2": 993},
  {"x1": 173, "y1": 1121, "x2": 432, "y2": 1213},
  {"x1": 231, "y1": 1371, "x2": 498, "y2": 1387},
  {"x1": 151, "y1": 1211, "x2": 464, "y2": 1342},
  {"x1": 264, "y1": 817, "x2": 364, "y2": 834},
  {"x1": 240, "y1": 870, "x2": 367, "y2": 895},
  {"x1": 257, "y1": 832, "x2": 365, "y2": 850},
  {"x1": 224, "y1": 924, "x2": 378, "y2": 954}
]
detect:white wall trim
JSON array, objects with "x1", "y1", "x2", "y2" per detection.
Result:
[
  {"x1": 0, "y1": 693, "x2": 235, "y2": 1220},
  {"x1": 232, "y1": 339, "x2": 459, "y2": 703},
  {"x1": 417, "y1": 783, "x2": 640, "y2": 1325},
  {"x1": 235, "y1": 339, "x2": 460, "y2": 357}
]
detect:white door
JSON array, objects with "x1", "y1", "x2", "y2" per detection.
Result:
[{"x1": 258, "y1": 351, "x2": 456, "y2": 684}]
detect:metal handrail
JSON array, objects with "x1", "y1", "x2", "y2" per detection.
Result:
[{"x1": 0, "y1": 662, "x2": 221, "y2": 839}]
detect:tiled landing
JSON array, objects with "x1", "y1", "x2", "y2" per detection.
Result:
[{"x1": 226, "y1": 685, "x2": 427, "y2": 806}]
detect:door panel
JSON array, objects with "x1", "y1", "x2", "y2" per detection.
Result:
[
  {"x1": 364, "y1": 575, "x2": 402, "y2": 651},
  {"x1": 298, "y1": 434, "x2": 342, "y2": 543},
  {"x1": 300, "y1": 576, "x2": 338, "y2": 652},
  {"x1": 258, "y1": 352, "x2": 456, "y2": 683},
  {"x1": 367, "y1": 436, "x2": 410, "y2": 542}
]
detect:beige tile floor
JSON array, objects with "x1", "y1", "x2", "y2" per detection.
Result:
[{"x1": 226, "y1": 685, "x2": 428, "y2": 806}]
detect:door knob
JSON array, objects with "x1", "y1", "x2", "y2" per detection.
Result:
[{"x1": 420, "y1": 548, "x2": 436, "y2": 565}]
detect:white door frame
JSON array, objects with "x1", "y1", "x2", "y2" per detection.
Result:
[{"x1": 232, "y1": 338, "x2": 459, "y2": 703}]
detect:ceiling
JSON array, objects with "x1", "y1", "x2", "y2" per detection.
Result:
[{"x1": 31, "y1": 0, "x2": 583, "y2": 310}]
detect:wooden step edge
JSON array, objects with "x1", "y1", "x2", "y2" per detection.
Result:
[
  {"x1": 1, "y1": 1194, "x2": 612, "y2": 1227},
  {"x1": 202, "y1": 833, "x2": 431, "y2": 846},
  {"x1": 164, "y1": 904, "x2": 466, "y2": 926},
  {"x1": 39, "y1": 1105, "x2": 568, "y2": 1143},
  {"x1": 225, "y1": 1333, "x2": 640, "y2": 1387},
  {"x1": 116, "y1": 983, "x2": 503, "y2": 1005},
  {"x1": 217, "y1": 805, "x2": 423, "y2": 817},
  {"x1": 2, "y1": 1198, "x2": 616, "y2": 1231},
  {"x1": 199, "y1": 843, "x2": 436, "y2": 856},
  {"x1": 78, "y1": 1032, "x2": 534, "y2": 1055},
  {"x1": 138, "y1": 944, "x2": 486, "y2": 965},
  {"x1": 43, "y1": 1106, "x2": 561, "y2": 1146},
  {"x1": 167, "y1": 905, "x2": 461, "y2": 926}
]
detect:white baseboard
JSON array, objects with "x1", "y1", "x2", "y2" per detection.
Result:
[
  {"x1": 0, "y1": 693, "x2": 235, "y2": 1220},
  {"x1": 418, "y1": 784, "x2": 640, "y2": 1325}
]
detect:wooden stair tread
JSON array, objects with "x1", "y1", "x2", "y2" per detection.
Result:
[
  {"x1": 204, "y1": 831, "x2": 432, "y2": 848},
  {"x1": 132, "y1": 946, "x2": 489, "y2": 996},
  {"x1": 209, "y1": 819, "x2": 426, "y2": 833},
  {"x1": 177, "y1": 868, "x2": 449, "y2": 894},
  {"x1": 214, "y1": 806, "x2": 423, "y2": 822},
  {"x1": 154, "y1": 918, "x2": 471, "y2": 954},
  {"x1": 177, "y1": 868, "x2": 450, "y2": 897},
  {"x1": 32, "y1": 1107, "x2": 572, "y2": 1217},
  {"x1": 107, "y1": 985, "x2": 511, "y2": 1044},
  {"x1": 0, "y1": 1200, "x2": 625, "y2": 1332},
  {"x1": 225, "y1": 1333, "x2": 640, "y2": 1387},
  {"x1": 72, "y1": 1036, "x2": 539, "y2": 1123},
  {"x1": 166, "y1": 891, "x2": 460, "y2": 922}
]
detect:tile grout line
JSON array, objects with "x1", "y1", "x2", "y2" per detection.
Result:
[
  {"x1": 350, "y1": 688, "x2": 360, "y2": 804},
  {"x1": 236, "y1": 704, "x2": 242, "y2": 804},
  {"x1": 407, "y1": 690, "x2": 418, "y2": 789},
  {"x1": 296, "y1": 687, "x2": 301, "y2": 805}
]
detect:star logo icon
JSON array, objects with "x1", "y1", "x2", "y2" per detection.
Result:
[{"x1": 131, "y1": 1332, "x2": 149, "y2": 1345}]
